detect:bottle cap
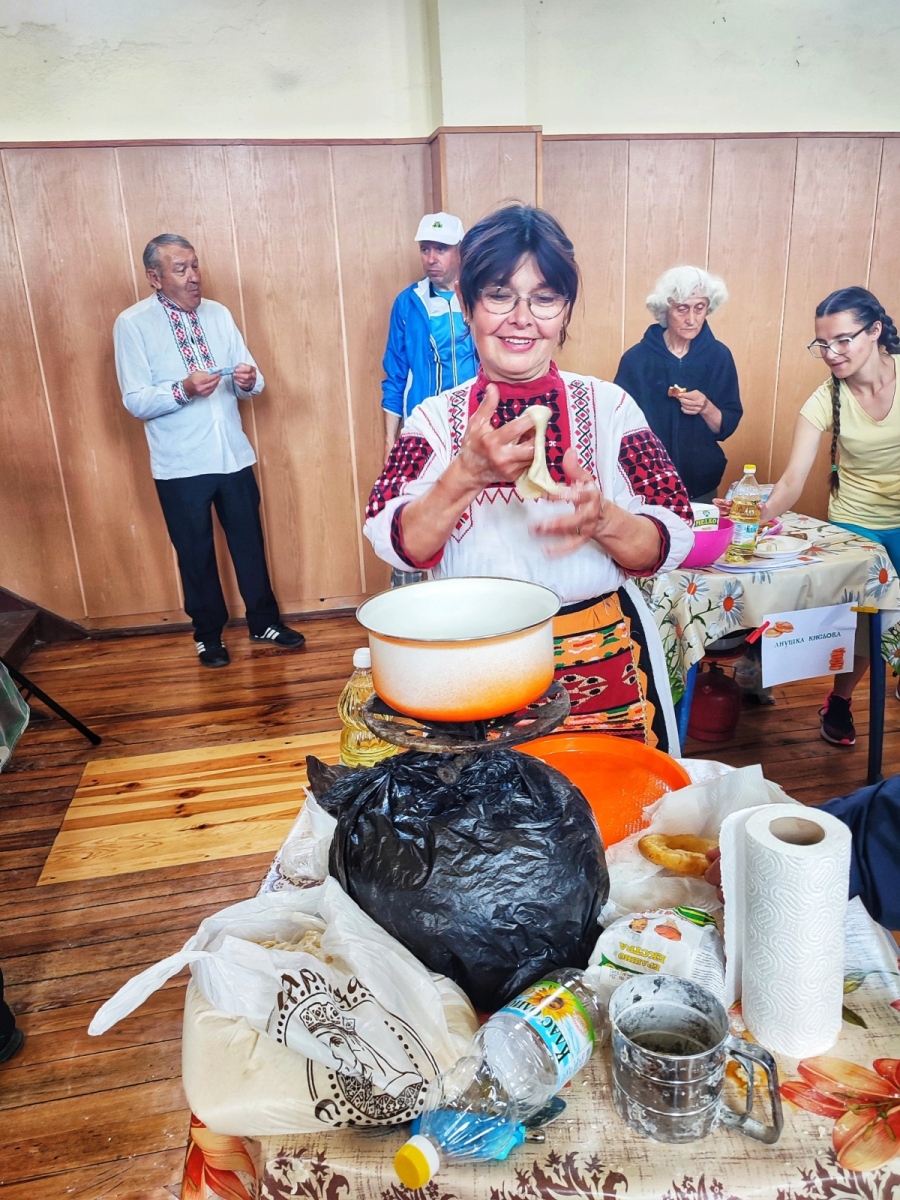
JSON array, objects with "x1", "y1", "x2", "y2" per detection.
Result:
[
  {"x1": 352, "y1": 647, "x2": 372, "y2": 669},
  {"x1": 743, "y1": 464, "x2": 757, "y2": 473},
  {"x1": 394, "y1": 1135, "x2": 439, "y2": 1189}
]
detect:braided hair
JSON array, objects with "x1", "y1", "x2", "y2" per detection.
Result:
[{"x1": 815, "y1": 287, "x2": 900, "y2": 494}]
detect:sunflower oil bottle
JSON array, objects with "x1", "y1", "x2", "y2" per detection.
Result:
[
  {"x1": 394, "y1": 968, "x2": 605, "y2": 1188},
  {"x1": 337, "y1": 648, "x2": 401, "y2": 768},
  {"x1": 724, "y1": 465, "x2": 762, "y2": 564}
]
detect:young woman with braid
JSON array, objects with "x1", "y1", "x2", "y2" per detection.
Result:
[{"x1": 761, "y1": 287, "x2": 900, "y2": 747}]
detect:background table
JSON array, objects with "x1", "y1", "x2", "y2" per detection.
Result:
[{"x1": 638, "y1": 513, "x2": 900, "y2": 781}]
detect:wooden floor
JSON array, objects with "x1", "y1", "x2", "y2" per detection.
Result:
[
  {"x1": 39, "y1": 729, "x2": 342, "y2": 886},
  {"x1": 2, "y1": 617, "x2": 898, "y2": 1199}
]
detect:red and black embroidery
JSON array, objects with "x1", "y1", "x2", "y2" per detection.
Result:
[
  {"x1": 618, "y1": 429, "x2": 692, "y2": 522},
  {"x1": 366, "y1": 435, "x2": 435, "y2": 518},
  {"x1": 157, "y1": 292, "x2": 216, "y2": 375}
]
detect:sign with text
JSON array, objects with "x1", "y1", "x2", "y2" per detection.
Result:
[{"x1": 760, "y1": 603, "x2": 857, "y2": 688}]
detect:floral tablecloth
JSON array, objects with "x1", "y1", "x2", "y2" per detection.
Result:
[
  {"x1": 638, "y1": 513, "x2": 900, "y2": 704},
  {"x1": 181, "y1": 900, "x2": 900, "y2": 1200}
]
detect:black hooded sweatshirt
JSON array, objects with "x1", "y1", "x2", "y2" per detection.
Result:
[{"x1": 614, "y1": 322, "x2": 742, "y2": 499}]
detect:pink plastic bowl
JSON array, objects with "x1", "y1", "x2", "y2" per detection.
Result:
[{"x1": 680, "y1": 518, "x2": 734, "y2": 569}]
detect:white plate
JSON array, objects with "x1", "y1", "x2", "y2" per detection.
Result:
[
  {"x1": 711, "y1": 552, "x2": 818, "y2": 573},
  {"x1": 754, "y1": 535, "x2": 809, "y2": 558}
]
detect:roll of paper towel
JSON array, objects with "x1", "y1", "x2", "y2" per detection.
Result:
[{"x1": 721, "y1": 804, "x2": 851, "y2": 1058}]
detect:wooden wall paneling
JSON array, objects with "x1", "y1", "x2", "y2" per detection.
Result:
[
  {"x1": 623, "y1": 140, "x2": 715, "y2": 351},
  {"x1": 0, "y1": 161, "x2": 83, "y2": 617},
  {"x1": 115, "y1": 145, "x2": 248, "y2": 616},
  {"x1": 772, "y1": 138, "x2": 883, "y2": 520},
  {"x1": 436, "y1": 131, "x2": 539, "y2": 229},
  {"x1": 867, "y1": 138, "x2": 900, "y2": 319},
  {"x1": 2, "y1": 148, "x2": 181, "y2": 619},
  {"x1": 225, "y1": 145, "x2": 363, "y2": 610},
  {"x1": 542, "y1": 139, "x2": 628, "y2": 382},
  {"x1": 707, "y1": 138, "x2": 797, "y2": 496},
  {"x1": 330, "y1": 143, "x2": 433, "y2": 594}
]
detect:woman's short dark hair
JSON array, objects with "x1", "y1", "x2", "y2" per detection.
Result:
[{"x1": 457, "y1": 204, "x2": 579, "y2": 343}]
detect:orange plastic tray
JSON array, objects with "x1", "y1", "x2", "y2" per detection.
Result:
[{"x1": 519, "y1": 733, "x2": 691, "y2": 847}]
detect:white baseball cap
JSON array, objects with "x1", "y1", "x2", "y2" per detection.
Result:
[{"x1": 414, "y1": 212, "x2": 464, "y2": 246}]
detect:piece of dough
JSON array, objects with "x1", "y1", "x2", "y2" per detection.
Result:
[
  {"x1": 638, "y1": 833, "x2": 718, "y2": 878},
  {"x1": 516, "y1": 405, "x2": 562, "y2": 499}
]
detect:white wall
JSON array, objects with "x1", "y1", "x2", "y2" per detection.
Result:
[
  {"x1": 436, "y1": 0, "x2": 900, "y2": 134},
  {"x1": 0, "y1": 0, "x2": 435, "y2": 140},
  {"x1": 0, "y1": 0, "x2": 896, "y2": 140}
]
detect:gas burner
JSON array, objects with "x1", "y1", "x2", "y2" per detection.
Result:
[{"x1": 361, "y1": 681, "x2": 570, "y2": 754}]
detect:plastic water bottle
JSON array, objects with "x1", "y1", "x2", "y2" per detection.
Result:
[
  {"x1": 337, "y1": 648, "x2": 400, "y2": 768},
  {"x1": 394, "y1": 968, "x2": 605, "y2": 1189},
  {"x1": 724, "y1": 465, "x2": 762, "y2": 564}
]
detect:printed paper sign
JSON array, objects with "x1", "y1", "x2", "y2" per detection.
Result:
[{"x1": 760, "y1": 603, "x2": 857, "y2": 688}]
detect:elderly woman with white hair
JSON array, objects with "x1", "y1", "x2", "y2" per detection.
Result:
[{"x1": 614, "y1": 266, "x2": 743, "y2": 502}]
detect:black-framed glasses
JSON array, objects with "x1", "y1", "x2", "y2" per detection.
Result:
[
  {"x1": 807, "y1": 324, "x2": 872, "y2": 359},
  {"x1": 479, "y1": 286, "x2": 569, "y2": 319}
]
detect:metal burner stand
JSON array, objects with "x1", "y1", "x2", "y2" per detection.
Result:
[{"x1": 361, "y1": 681, "x2": 570, "y2": 781}]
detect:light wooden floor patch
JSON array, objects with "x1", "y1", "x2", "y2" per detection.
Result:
[{"x1": 38, "y1": 730, "x2": 342, "y2": 885}]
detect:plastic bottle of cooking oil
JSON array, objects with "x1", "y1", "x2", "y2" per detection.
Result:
[
  {"x1": 724, "y1": 465, "x2": 762, "y2": 564},
  {"x1": 337, "y1": 648, "x2": 401, "y2": 768}
]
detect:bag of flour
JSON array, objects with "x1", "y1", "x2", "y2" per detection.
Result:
[{"x1": 89, "y1": 877, "x2": 477, "y2": 1134}]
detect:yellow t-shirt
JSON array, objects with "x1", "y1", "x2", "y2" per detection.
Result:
[{"x1": 800, "y1": 354, "x2": 900, "y2": 529}]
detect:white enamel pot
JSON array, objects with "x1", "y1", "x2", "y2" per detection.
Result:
[{"x1": 355, "y1": 577, "x2": 561, "y2": 722}]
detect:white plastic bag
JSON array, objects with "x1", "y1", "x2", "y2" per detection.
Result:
[
  {"x1": 602, "y1": 763, "x2": 796, "y2": 920},
  {"x1": 274, "y1": 791, "x2": 336, "y2": 884},
  {"x1": 89, "y1": 878, "x2": 477, "y2": 1131}
]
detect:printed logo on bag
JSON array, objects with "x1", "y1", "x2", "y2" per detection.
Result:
[{"x1": 270, "y1": 967, "x2": 435, "y2": 1126}]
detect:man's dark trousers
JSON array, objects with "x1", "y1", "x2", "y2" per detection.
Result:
[{"x1": 155, "y1": 465, "x2": 279, "y2": 643}]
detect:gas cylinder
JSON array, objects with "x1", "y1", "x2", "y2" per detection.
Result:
[{"x1": 687, "y1": 662, "x2": 742, "y2": 743}]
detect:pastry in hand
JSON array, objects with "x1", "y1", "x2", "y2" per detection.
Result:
[
  {"x1": 668, "y1": 385, "x2": 687, "y2": 399},
  {"x1": 517, "y1": 405, "x2": 563, "y2": 499}
]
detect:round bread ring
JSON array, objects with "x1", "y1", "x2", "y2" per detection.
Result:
[{"x1": 638, "y1": 833, "x2": 718, "y2": 878}]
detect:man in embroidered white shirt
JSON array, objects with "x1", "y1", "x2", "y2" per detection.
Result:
[{"x1": 114, "y1": 233, "x2": 305, "y2": 667}]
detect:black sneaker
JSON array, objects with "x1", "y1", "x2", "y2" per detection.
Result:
[
  {"x1": 819, "y1": 692, "x2": 855, "y2": 746},
  {"x1": 250, "y1": 623, "x2": 306, "y2": 649},
  {"x1": 0, "y1": 1025, "x2": 24, "y2": 1064},
  {"x1": 195, "y1": 639, "x2": 230, "y2": 668}
]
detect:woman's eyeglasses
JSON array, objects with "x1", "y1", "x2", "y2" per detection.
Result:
[
  {"x1": 807, "y1": 324, "x2": 872, "y2": 358},
  {"x1": 479, "y1": 287, "x2": 569, "y2": 319}
]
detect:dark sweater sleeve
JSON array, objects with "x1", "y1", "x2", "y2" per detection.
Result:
[
  {"x1": 613, "y1": 352, "x2": 642, "y2": 412},
  {"x1": 707, "y1": 345, "x2": 743, "y2": 441},
  {"x1": 819, "y1": 777, "x2": 900, "y2": 929}
]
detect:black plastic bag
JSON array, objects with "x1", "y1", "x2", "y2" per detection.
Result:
[{"x1": 317, "y1": 747, "x2": 608, "y2": 1012}]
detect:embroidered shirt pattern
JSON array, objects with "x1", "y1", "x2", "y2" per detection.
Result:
[
  {"x1": 618, "y1": 429, "x2": 692, "y2": 522},
  {"x1": 157, "y1": 292, "x2": 216, "y2": 378},
  {"x1": 366, "y1": 435, "x2": 435, "y2": 518}
]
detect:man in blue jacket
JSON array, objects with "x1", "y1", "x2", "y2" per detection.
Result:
[{"x1": 381, "y1": 213, "x2": 478, "y2": 462}]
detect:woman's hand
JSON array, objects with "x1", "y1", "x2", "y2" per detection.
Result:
[
  {"x1": 530, "y1": 449, "x2": 609, "y2": 557},
  {"x1": 531, "y1": 450, "x2": 663, "y2": 574},
  {"x1": 678, "y1": 389, "x2": 723, "y2": 433},
  {"x1": 454, "y1": 383, "x2": 539, "y2": 491},
  {"x1": 676, "y1": 388, "x2": 709, "y2": 416}
]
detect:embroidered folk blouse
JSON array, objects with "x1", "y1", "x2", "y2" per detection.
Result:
[
  {"x1": 114, "y1": 292, "x2": 264, "y2": 480},
  {"x1": 364, "y1": 365, "x2": 693, "y2": 606}
]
